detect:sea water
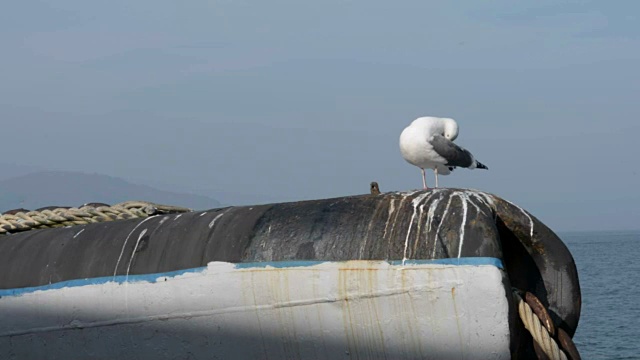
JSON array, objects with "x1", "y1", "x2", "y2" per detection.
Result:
[{"x1": 561, "y1": 230, "x2": 640, "y2": 359}]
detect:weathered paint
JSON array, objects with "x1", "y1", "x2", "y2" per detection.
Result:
[
  {"x1": 0, "y1": 258, "x2": 504, "y2": 298},
  {"x1": 0, "y1": 260, "x2": 511, "y2": 360}
]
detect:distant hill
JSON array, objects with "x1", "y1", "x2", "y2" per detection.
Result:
[
  {"x1": 0, "y1": 163, "x2": 41, "y2": 181},
  {"x1": 0, "y1": 171, "x2": 222, "y2": 212}
]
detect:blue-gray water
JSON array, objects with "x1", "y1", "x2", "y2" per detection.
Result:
[{"x1": 561, "y1": 230, "x2": 640, "y2": 359}]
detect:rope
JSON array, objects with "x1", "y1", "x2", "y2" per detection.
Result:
[
  {"x1": 525, "y1": 291, "x2": 556, "y2": 337},
  {"x1": 0, "y1": 201, "x2": 191, "y2": 235},
  {"x1": 513, "y1": 291, "x2": 568, "y2": 360}
]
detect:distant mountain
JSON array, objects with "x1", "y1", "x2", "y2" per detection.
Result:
[
  {"x1": 0, "y1": 163, "x2": 41, "y2": 181},
  {"x1": 0, "y1": 171, "x2": 222, "y2": 212}
]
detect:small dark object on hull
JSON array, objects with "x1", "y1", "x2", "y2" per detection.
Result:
[{"x1": 370, "y1": 181, "x2": 381, "y2": 195}]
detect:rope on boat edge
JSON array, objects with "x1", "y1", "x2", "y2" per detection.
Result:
[
  {"x1": 514, "y1": 290, "x2": 581, "y2": 360},
  {"x1": 0, "y1": 201, "x2": 192, "y2": 235}
]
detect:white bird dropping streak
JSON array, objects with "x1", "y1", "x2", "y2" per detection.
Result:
[
  {"x1": 402, "y1": 206, "x2": 418, "y2": 265},
  {"x1": 455, "y1": 192, "x2": 468, "y2": 258},
  {"x1": 468, "y1": 193, "x2": 491, "y2": 213},
  {"x1": 457, "y1": 191, "x2": 483, "y2": 215},
  {"x1": 124, "y1": 227, "x2": 150, "y2": 312},
  {"x1": 504, "y1": 199, "x2": 535, "y2": 239},
  {"x1": 414, "y1": 190, "x2": 444, "y2": 254},
  {"x1": 383, "y1": 198, "x2": 396, "y2": 238},
  {"x1": 402, "y1": 192, "x2": 432, "y2": 265},
  {"x1": 126, "y1": 228, "x2": 148, "y2": 277},
  {"x1": 399, "y1": 189, "x2": 422, "y2": 197},
  {"x1": 471, "y1": 192, "x2": 498, "y2": 220},
  {"x1": 434, "y1": 195, "x2": 454, "y2": 244},
  {"x1": 73, "y1": 229, "x2": 85, "y2": 238},
  {"x1": 387, "y1": 196, "x2": 409, "y2": 246},
  {"x1": 425, "y1": 195, "x2": 442, "y2": 236},
  {"x1": 208, "y1": 212, "x2": 225, "y2": 229},
  {"x1": 413, "y1": 202, "x2": 426, "y2": 251},
  {"x1": 474, "y1": 192, "x2": 495, "y2": 209},
  {"x1": 113, "y1": 216, "x2": 157, "y2": 277}
]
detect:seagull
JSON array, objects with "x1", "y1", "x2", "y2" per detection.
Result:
[{"x1": 399, "y1": 116, "x2": 488, "y2": 189}]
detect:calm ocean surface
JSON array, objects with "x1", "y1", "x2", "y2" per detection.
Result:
[{"x1": 560, "y1": 230, "x2": 640, "y2": 359}]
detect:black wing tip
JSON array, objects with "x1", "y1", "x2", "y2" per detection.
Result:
[{"x1": 476, "y1": 161, "x2": 488, "y2": 170}]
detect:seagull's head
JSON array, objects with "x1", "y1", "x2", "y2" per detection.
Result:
[{"x1": 442, "y1": 118, "x2": 459, "y2": 141}]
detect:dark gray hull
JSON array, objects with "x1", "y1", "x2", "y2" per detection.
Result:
[{"x1": 0, "y1": 189, "x2": 580, "y2": 359}]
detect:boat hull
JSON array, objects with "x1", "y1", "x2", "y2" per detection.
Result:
[
  {"x1": 0, "y1": 189, "x2": 581, "y2": 358},
  {"x1": 1, "y1": 259, "x2": 510, "y2": 360}
]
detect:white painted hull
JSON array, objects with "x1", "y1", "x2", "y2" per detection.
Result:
[{"x1": 1, "y1": 259, "x2": 510, "y2": 360}]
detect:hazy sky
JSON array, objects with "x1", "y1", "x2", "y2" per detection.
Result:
[{"x1": 1, "y1": 1, "x2": 638, "y2": 231}]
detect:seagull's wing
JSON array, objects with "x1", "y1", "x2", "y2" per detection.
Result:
[
  {"x1": 428, "y1": 134, "x2": 475, "y2": 168},
  {"x1": 436, "y1": 164, "x2": 454, "y2": 175}
]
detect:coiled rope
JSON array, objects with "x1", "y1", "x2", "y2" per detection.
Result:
[
  {"x1": 0, "y1": 201, "x2": 191, "y2": 235},
  {"x1": 513, "y1": 290, "x2": 580, "y2": 360}
]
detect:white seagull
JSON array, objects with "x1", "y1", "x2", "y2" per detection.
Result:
[{"x1": 399, "y1": 116, "x2": 488, "y2": 189}]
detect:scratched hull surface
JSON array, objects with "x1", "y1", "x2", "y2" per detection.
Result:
[{"x1": 0, "y1": 260, "x2": 510, "y2": 360}]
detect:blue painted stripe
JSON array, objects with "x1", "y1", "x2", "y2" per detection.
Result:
[
  {"x1": 0, "y1": 267, "x2": 207, "y2": 298},
  {"x1": 0, "y1": 257, "x2": 502, "y2": 298}
]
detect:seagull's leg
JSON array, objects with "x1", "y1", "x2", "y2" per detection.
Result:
[
  {"x1": 434, "y1": 167, "x2": 439, "y2": 188},
  {"x1": 421, "y1": 168, "x2": 428, "y2": 189}
]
